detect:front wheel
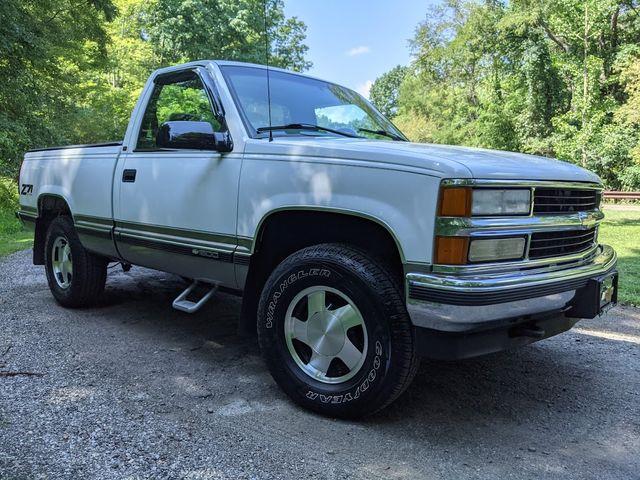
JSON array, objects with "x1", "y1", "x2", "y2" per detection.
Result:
[
  {"x1": 44, "y1": 216, "x2": 108, "y2": 308},
  {"x1": 257, "y1": 244, "x2": 419, "y2": 418}
]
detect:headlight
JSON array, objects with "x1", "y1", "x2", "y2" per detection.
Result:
[
  {"x1": 439, "y1": 187, "x2": 531, "y2": 216},
  {"x1": 435, "y1": 184, "x2": 532, "y2": 264},
  {"x1": 471, "y1": 189, "x2": 531, "y2": 216},
  {"x1": 468, "y1": 237, "x2": 526, "y2": 262}
]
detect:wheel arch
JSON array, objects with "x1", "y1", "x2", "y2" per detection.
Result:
[
  {"x1": 249, "y1": 206, "x2": 406, "y2": 261},
  {"x1": 33, "y1": 193, "x2": 73, "y2": 265},
  {"x1": 238, "y1": 206, "x2": 406, "y2": 336}
]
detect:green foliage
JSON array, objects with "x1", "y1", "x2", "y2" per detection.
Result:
[
  {"x1": 0, "y1": 210, "x2": 32, "y2": 257},
  {"x1": 0, "y1": 177, "x2": 32, "y2": 257},
  {"x1": 155, "y1": 84, "x2": 219, "y2": 127},
  {"x1": 0, "y1": 177, "x2": 18, "y2": 211},
  {"x1": 378, "y1": 0, "x2": 640, "y2": 189},
  {"x1": 0, "y1": 0, "x2": 116, "y2": 178},
  {"x1": 143, "y1": 0, "x2": 310, "y2": 71},
  {"x1": 370, "y1": 66, "x2": 408, "y2": 117},
  {"x1": 0, "y1": 0, "x2": 311, "y2": 178},
  {"x1": 616, "y1": 50, "x2": 640, "y2": 171}
]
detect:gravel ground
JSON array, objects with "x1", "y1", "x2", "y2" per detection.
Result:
[{"x1": 1, "y1": 249, "x2": 639, "y2": 480}]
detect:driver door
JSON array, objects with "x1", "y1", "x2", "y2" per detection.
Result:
[{"x1": 113, "y1": 68, "x2": 241, "y2": 288}]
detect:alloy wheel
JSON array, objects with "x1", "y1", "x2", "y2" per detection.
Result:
[
  {"x1": 51, "y1": 236, "x2": 73, "y2": 289},
  {"x1": 284, "y1": 286, "x2": 368, "y2": 384}
]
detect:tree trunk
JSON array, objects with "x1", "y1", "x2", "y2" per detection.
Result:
[{"x1": 582, "y1": 2, "x2": 589, "y2": 168}]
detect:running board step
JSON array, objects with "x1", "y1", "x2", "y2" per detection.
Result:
[{"x1": 172, "y1": 281, "x2": 218, "y2": 314}]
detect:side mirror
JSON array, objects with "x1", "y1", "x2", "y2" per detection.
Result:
[{"x1": 156, "y1": 121, "x2": 233, "y2": 152}]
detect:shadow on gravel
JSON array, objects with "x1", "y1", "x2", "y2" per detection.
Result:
[
  {"x1": 89, "y1": 268, "x2": 258, "y2": 359},
  {"x1": 66, "y1": 268, "x2": 637, "y2": 457},
  {"x1": 100, "y1": 268, "x2": 618, "y2": 385}
]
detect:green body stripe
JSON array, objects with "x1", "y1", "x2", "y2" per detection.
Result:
[
  {"x1": 20, "y1": 205, "x2": 38, "y2": 214},
  {"x1": 72, "y1": 215, "x2": 253, "y2": 266},
  {"x1": 116, "y1": 220, "x2": 237, "y2": 246}
]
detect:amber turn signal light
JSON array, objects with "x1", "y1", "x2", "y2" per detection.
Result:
[
  {"x1": 435, "y1": 236, "x2": 469, "y2": 264},
  {"x1": 439, "y1": 187, "x2": 472, "y2": 217}
]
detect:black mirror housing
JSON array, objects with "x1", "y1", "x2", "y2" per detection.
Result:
[
  {"x1": 156, "y1": 121, "x2": 233, "y2": 152},
  {"x1": 213, "y1": 131, "x2": 234, "y2": 153}
]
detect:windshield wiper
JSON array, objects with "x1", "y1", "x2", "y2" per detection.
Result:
[
  {"x1": 256, "y1": 123, "x2": 359, "y2": 138},
  {"x1": 357, "y1": 128, "x2": 406, "y2": 141}
]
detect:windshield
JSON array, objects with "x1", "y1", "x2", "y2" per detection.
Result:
[{"x1": 220, "y1": 65, "x2": 407, "y2": 141}]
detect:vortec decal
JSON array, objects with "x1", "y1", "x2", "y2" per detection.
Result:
[{"x1": 191, "y1": 248, "x2": 219, "y2": 259}]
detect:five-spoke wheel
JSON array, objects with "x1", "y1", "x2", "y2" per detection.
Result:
[
  {"x1": 285, "y1": 286, "x2": 367, "y2": 384},
  {"x1": 51, "y1": 236, "x2": 73, "y2": 289}
]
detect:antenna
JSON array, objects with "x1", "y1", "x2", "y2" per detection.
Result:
[{"x1": 263, "y1": 0, "x2": 274, "y2": 142}]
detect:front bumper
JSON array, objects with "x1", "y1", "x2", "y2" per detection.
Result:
[{"x1": 406, "y1": 244, "x2": 617, "y2": 359}]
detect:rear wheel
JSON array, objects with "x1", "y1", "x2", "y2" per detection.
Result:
[
  {"x1": 44, "y1": 216, "x2": 107, "y2": 308},
  {"x1": 257, "y1": 243, "x2": 419, "y2": 418}
]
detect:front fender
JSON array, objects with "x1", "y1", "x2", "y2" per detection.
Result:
[{"x1": 237, "y1": 158, "x2": 440, "y2": 265}]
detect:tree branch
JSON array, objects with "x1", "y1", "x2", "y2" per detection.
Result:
[
  {"x1": 611, "y1": 7, "x2": 620, "y2": 48},
  {"x1": 539, "y1": 19, "x2": 571, "y2": 54}
]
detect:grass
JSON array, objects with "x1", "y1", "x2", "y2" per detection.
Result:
[
  {"x1": 0, "y1": 176, "x2": 33, "y2": 257},
  {"x1": 0, "y1": 208, "x2": 32, "y2": 257},
  {"x1": 599, "y1": 204, "x2": 640, "y2": 306}
]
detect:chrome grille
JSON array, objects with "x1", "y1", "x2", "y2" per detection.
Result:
[
  {"x1": 529, "y1": 228, "x2": 597, "y2": 259},
  {"x1": 533, "y1": 188, "x2": 599, "y2": 214}
]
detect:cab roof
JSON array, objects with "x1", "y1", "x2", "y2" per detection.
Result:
[{"x1": 151, "y1": 60, "x2": 331, "y2": 86}]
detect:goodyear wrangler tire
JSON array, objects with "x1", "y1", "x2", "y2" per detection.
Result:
[
  {"x1": 44, "y1": 216, "x2": 108, "y2": 308},
  {"x1": 257, "y1": 243, "x2": 419, "y2": 418}
]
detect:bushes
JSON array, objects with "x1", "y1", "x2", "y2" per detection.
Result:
[
  {"x1": 0, "y1": 175, "x2": 22, "y2": 237},
  {"x1": 0, "y1": 177, "x2": 31, "y2": 256},
  {"x1": 0, "y1": 176, "x2": 18, "y2": 212}
]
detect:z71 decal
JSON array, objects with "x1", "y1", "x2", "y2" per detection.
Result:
[{"x1": 20, "y1": 184, "x2": 33, "y2": 195}]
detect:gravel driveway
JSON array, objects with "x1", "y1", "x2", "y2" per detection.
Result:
[{"x1": 1, "y1": 250, "x2": 638, "y2": 479}]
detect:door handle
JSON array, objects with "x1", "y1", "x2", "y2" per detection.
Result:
[{"x1": 122, "y1": 169, "x2": 137, "y2": 183}]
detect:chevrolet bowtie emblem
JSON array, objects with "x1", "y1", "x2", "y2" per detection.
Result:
[{"x1": 578, "y1": 211, "x2": 593, "y2": 226}]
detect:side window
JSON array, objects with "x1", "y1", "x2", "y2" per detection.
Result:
[{"x1": 137, "y1": 72, "x2": 223, "y2": 150}]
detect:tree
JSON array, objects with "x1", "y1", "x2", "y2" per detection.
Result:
[
  {"x1": 388, "y1": 0, "x2": 640, "y2": 188},
  {"x1": 370, "y1": 66, "x2": 408, "y2": 117},
  {"x1": 615, "y1": 52, "x2": 640, "y2": 189},
  {"x1": 142, "y1": 0, "x2": 311, "y2": 71},
  {"x1": 65, "y1": 0, "x2": 156, "y2": 144},
  {"x1": 0, "y1": 0, "x2": 116, "y2": 177}
]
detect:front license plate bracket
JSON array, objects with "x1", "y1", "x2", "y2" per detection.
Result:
[{"x1": 567, "y1": 271, "x2": 618, "y2": 319}]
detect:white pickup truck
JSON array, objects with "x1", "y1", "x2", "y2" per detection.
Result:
[{"x1": 17, "y1": 60, "x2": 618, "y2": 417}]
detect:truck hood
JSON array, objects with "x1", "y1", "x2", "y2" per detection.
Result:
[{"x1": 245, "y1": 137, "x2": 601, "y2": 183}]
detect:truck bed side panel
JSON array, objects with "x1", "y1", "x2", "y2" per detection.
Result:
[{"x1": 20, "y1": 146, "x2": 121, "y2": 258}]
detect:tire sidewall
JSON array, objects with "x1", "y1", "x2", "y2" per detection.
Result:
[{"x1": 258, "y1": 251, "x2": 401, "y2": 416}]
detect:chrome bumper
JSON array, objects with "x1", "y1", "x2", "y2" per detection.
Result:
[{"x1": 406, "y1": 244, "x2": 617, "y2": 332}]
